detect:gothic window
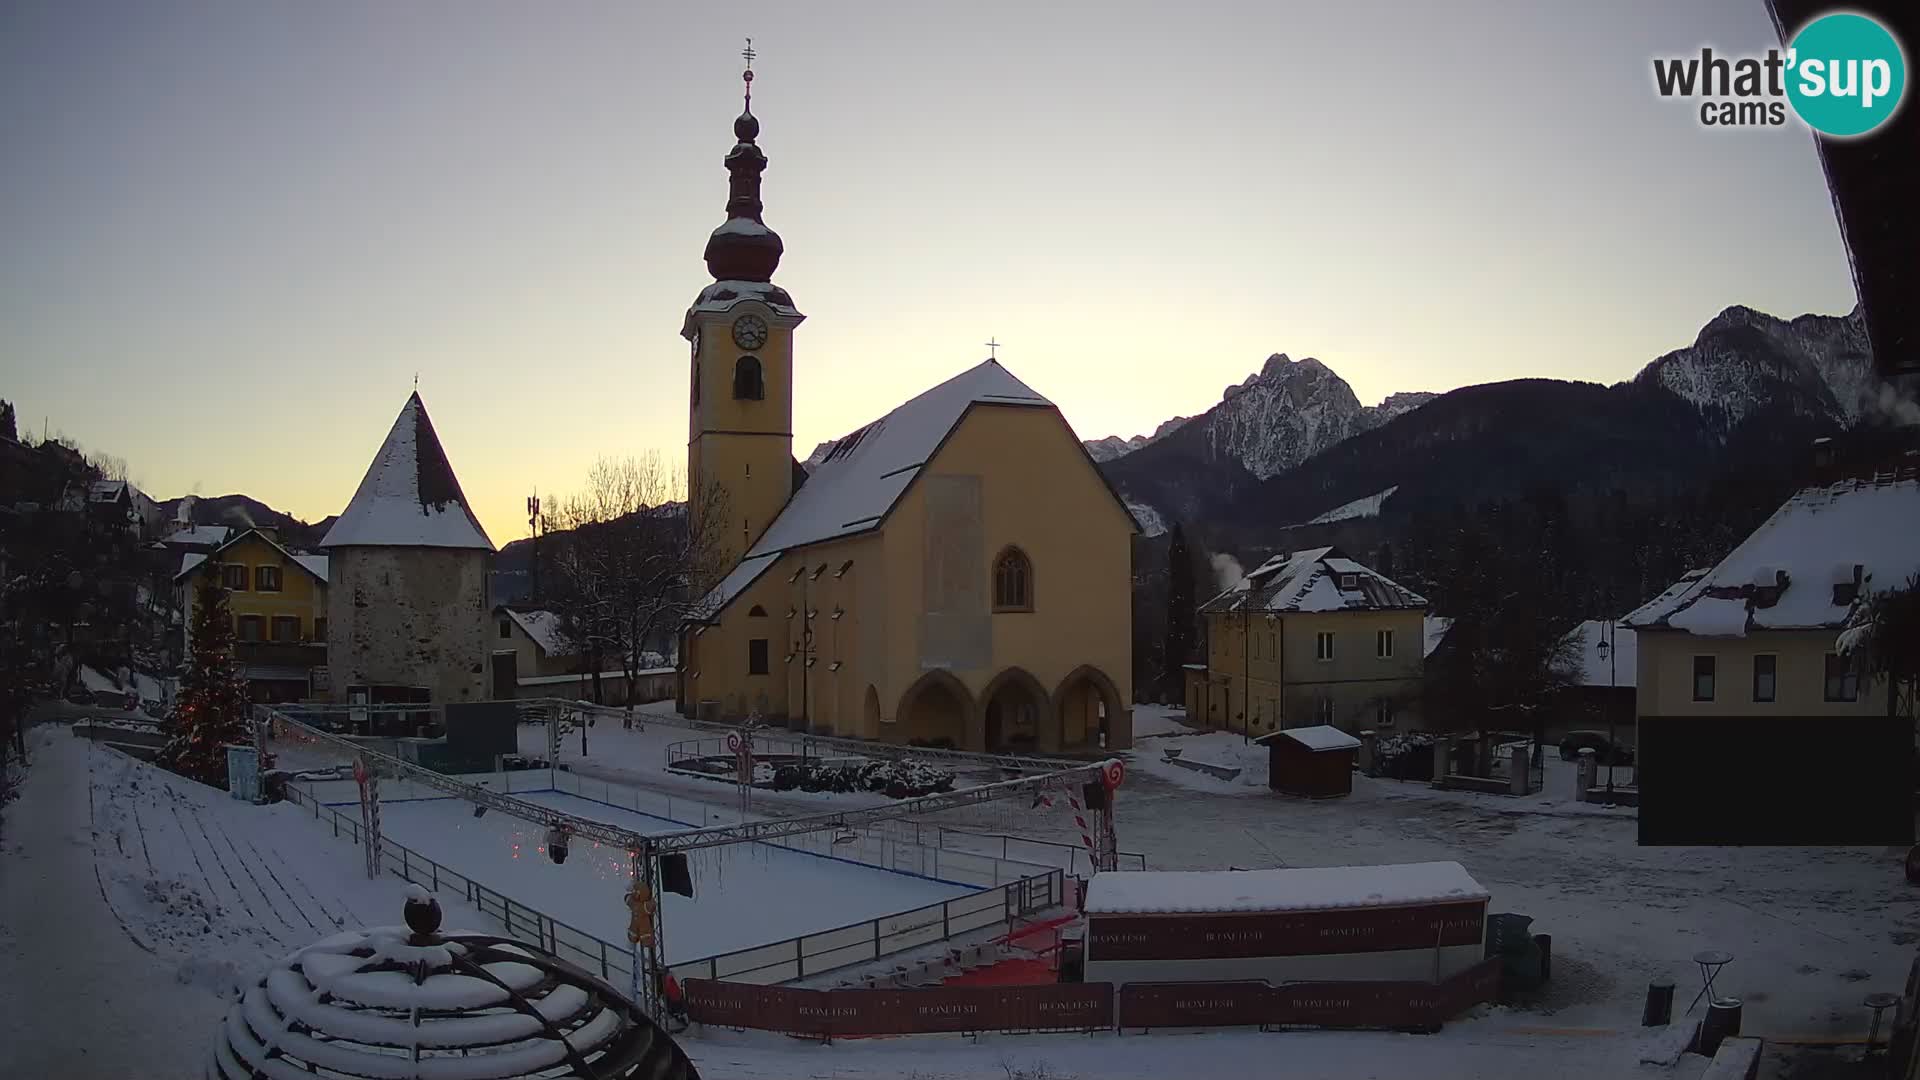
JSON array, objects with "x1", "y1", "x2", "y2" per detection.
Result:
[
  {"x1": 993, "y1": 547, "x2": 1033, "y2": 612},
  {"x1": 748, "y1": 605, "x2": 767, "y2": 617},
  {"x1": 733, "y1": 356, "x2": 764, "y2": 400}
]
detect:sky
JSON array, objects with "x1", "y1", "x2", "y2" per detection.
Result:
[{"x1": 0, "y1": 0, "x2": 1860, "y2": 545}]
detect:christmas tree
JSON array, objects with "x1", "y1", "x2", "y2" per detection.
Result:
[{"x1": 157, "y1": 563, "x2": 256, "y2": 787}]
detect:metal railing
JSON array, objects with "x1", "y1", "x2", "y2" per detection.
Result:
[
  {"x1": 871, "y1": 820, "x2": 1148, "y2": 876},
  {"x1": 280, "y1": 774, "x2": 1067, "y2": 989},
  {"x1": 278, "y1": 782, "x2": 638, "y2": 984}
]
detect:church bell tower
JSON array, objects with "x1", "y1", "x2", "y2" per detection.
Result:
[{"x1": 684, "y1": 40, "x2": 804, "y2": 562}]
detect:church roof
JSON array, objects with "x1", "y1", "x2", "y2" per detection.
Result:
[
  {"x1": 321, "y1": 393, "x2": 494, "y2": 551},
  {"x1": 696, "y1": 359, "x2": 1135, "y2": 617},
  {"x1": 748, "y1": 359, "x2": 1047, "y2": 558}
]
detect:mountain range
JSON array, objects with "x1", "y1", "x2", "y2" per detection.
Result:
[{"x1": 1099, "y1": 304, "x2": 1899, "y2": 546}]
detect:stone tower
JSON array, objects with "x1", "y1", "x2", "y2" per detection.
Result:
[
  {"x1": 321, "y1": 392, "x2": 495, "y2": 705},
  {"x1": 682, "y1": 50, "x2": 805, "y2": 564}
]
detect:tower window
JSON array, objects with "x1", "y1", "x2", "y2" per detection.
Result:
[
  {"x1": 733, "y1": 356, "x2": 764, "y2": 400},
  {"x1": 993, "y1": 547, "x2": 1033, "y2": 612},
  {"x1": 748, "y1": 638, "x2": 769, "y2": 675}
]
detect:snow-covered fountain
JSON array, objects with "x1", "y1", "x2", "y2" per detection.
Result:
[{"x1": 208, "y1": 885, "x2": 698, "y2": 1079}]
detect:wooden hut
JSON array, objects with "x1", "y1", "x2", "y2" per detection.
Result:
[{"x1": 1260, "y1": 724, "x2": 1361, "y2": 798}]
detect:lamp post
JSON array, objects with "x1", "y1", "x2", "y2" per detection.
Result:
[{"x1": 1597, "y1": 623, "x2": 1617, "y2": 794}]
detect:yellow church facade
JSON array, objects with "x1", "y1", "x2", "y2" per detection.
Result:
[{"x1": 675, "y1": 69, "x2": 1135, "y2": 752}]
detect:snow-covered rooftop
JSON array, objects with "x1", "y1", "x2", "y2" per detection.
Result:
[
  {"x1": 163, "y1": 524, "x2": 231, "y2": 548},
  {"x1": 746, "y1": 360, "x2": 1056, "y2": 558},
  {"x1": 1085, "y1": 861, "x2": 1489, "y2": 915},
  {"x1": 175, "y1": 531, "x2": 328, "y2": 584},
  {"x1": 1559, "y1": 620, "x2": 1636, "y2": 688},
  {"x1": 1263, "y1": 724, "x2": 1362, "y2": 752},
  {"x1": 1423, "y1": 615, "x2": 1454, "y2": 658},
  {"x1": 502, "y1": 609, "x2": 577, "y2": 657},
  {"x1": 1623, "y1": 473, "x2": 1920, "y2": 636},
  {"x1": 1201, "y1": 547, "x2": 1426, "y2": 615},
  {"x1": 321, "y1": 393, "x2": 494, "y2": 551}
]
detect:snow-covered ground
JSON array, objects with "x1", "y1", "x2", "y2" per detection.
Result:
[
  {"x1": 0, "y1": 728, "x2": 494, "y2": 1078},
  {"x1": 6, "y1": 704, "x2": 1915, "y2": 1078},
  {"x1": 366, "y1": 789, "x2": 977, "y2": 964}
]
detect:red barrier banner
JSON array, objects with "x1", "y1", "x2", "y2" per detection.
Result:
[
  {"x1": 687, "y1": 956, "x2": 1503, "y2": 1037},
  {"x1": 685, "y1": 980, "x2": 1112, "y2": 1037},
  {"x1": 1089, "y1": 901, "x2": 1486, "y2": 961},
  {"x1": 1115, "y1": 956, "x2": 1505, "y2": 1031}
]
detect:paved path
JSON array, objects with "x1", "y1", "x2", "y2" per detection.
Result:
[{"x1": 0, "y1": 734, "x2": 226, "y2": 1078}]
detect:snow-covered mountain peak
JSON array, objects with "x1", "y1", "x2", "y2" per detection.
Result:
[{"x1": 1636, "y1": 304, "x2": 1873, "y2": 431}]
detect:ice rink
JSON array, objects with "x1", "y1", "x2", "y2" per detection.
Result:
[{"x1": 361, "y1": 790, "x2": 979, "y2": 964}]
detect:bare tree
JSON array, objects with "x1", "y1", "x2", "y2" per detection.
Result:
[{"x1": 544, "y1": 454, "x2": 732, "y2": 730}]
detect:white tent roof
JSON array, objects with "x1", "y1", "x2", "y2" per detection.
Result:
[
  {"x1": 1085, "y1": 861, "x2": 1488, "y2": 915},
  {"x1": 321, "y1": 393, "x2": 493, "y2": 551}
]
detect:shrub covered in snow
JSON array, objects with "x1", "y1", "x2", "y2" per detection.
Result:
[
  {"x1": 769, "y1": 757, "x2": 956, "y2": 798},
  {"x1": 1371, "y1": 731, "x2": 1439, "y2": 780}
]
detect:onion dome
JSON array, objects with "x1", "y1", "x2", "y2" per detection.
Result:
[
  {"x1": 211, "y1": 886, "x2": 698, "y2": 1079},
  {"x1": 701, "y1": 51, "x2": 784, "y2": 284}
]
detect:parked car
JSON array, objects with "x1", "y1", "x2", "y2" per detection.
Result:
[{"x1": 1559, "y1": 730, "x2": 1633, "y2": 766}]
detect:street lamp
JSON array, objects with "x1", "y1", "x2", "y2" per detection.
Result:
[{"x1": 1596, "y1": 623, "x2": 1617, "y2": 793}]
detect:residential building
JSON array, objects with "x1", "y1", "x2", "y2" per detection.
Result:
[
  {"x1": 490, "y1": 606, "x2": 580, "y2": 695},
  {"x1": 175, "y1": 527, "x2": 329, "y2": 701},
  {"x1": 1623, "y1": 473, "x2": 1915, "y2": 719},
  {"x1": 322, "y1": 393, "x2": 495, "y2": 710},
  {"x1": 677, "y1": 77, "x2": 1136, "y2": 751},
  {"x1": 1189, "y1": 548, "x2": 1429, "y2": 737},
  {"x1": 1623, "y1": 455, "x2": 1919, "y2": 843}
]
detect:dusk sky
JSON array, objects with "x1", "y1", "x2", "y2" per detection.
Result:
[{"x1": 0, "y1": 1, "x2": 1858, "y2": 545}]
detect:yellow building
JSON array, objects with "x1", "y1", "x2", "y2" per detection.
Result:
[
  {"x1": 676, "y1": 76, "x2": 1136, "y2": 752},
  {"x1": 1620, "y1": 461, "x2": 1917, "y2": 844},
  {"x1": 1190, "y1": 548, "x2": 1428, "y2": 738},
  {"x1": 1624, "y1": 472, "x2": 1916, "y2": 721},
  {"x1": 175, "y1": 527, "x2": 329, "y2": 701}
]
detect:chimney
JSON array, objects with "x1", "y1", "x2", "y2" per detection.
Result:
[{"x1": 1831, "y1": 563, "x2": 1864, "y2": 606}]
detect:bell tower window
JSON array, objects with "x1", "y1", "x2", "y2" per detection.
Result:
[{"x1": 733, "y1": 356, "x2": 764, "y2": 400}]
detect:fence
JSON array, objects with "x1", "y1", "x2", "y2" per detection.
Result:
[
  {"x1": 871, "y1": 819, "x2": 1147, "y2": 877},
  {"x1": 279, "y1": 773, "x2": 1066, "y2": 989}
]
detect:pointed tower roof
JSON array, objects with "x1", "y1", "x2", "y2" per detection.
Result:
[{"x1": 321, "y1": 393, "x2": 494, "y2": 551}]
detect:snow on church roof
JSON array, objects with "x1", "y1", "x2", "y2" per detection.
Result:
[
  {"x1": 1085, "y1": 861, "x2": 1488, "y2": 915},
  {"x1": 321, "y1": 393, "x2": 494, "y2": 551},
  {"x1": 745, "y1": 360, "x2": 1051, "y2": 558},
  {"x1": 1623, "y1": 472, "x2": 1920, "y2": 636}
]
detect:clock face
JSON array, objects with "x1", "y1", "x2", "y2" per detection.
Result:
[{"x1": 731, "y1": 315, "x2": 769, "y2": 351}]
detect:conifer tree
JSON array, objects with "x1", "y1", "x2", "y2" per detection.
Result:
[
  {"x1": 158, "y1": 564, "x2": 255, "y2": 787},
  {"x1": 1161, "y1": 523, "x2": 1195, "y2": 700}
]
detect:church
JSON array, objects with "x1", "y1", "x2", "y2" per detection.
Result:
[{"x1": 677, "y1": 60, "x2": 1136, "y2": 752}]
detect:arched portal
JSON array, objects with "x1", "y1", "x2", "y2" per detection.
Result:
[
  {"x1": 894, "y1": 670, "x2": 972, "y2": 749},
  {"x1": 1054, "y1": 665, "x2": 1126, "y2": 751},
  {"x1": 980, "y1": 667, "x2": 1051, "y2": 753},
  {"x1": 862, "y1": 684, "x2": 882, "y2": 739}
]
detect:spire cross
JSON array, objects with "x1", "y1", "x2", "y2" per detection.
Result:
[
  {"x1": 742, "y1": 38, "x2": 756, "y2": 107},
  {"x1": 985, "y1": 338, "x2": 1001, "y2": 360}
]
